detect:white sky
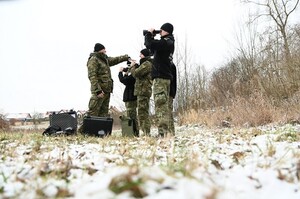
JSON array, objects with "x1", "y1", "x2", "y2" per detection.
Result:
[{"x1": 0, "y1": 0, "x2": 252, "y2": 113}]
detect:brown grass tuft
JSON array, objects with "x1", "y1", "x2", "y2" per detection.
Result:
[{"x1": 178, "y1": 91, "x2": 300, "y2": 127}]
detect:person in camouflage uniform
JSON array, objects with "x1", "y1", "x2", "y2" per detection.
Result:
[
  {"x1": 131, "y1": 49, "x2": 153, "y2": 136},
  {"x1": 118, "y1": 65, "x2": 139, "y2": 136},
  {"x1": 87, "y1": 43, "x2": 129, "y2": 117},
  {"x1": 144, "y1": 23, "x2": 175, "y2": 137}
]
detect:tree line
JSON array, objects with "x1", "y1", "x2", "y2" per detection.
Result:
[{"x1": 174, "y1": 0, "x2": 300, "y2": 126}]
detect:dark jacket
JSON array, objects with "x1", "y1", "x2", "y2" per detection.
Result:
[
  {"x1": 144, "y1": 33, "x2": 175, "y2": 80},
  {"x1": 118, "y1": 72, "x2": 137, "y2": 102},
  {"x1": 170, "y1": 63, "x2": 177, "y2": 98}
]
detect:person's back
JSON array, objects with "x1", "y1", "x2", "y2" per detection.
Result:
[{"x1": 118, "y1": 68, "x2": 137, "y2": 103}]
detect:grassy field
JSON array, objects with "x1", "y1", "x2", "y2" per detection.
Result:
[{"x1": 1, "y1": 124, "x2": 300, "y2": 199}]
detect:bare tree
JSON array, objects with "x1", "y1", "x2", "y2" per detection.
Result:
[
  {"x1": 32, "y1": 111, "x2": 43, "y2": 125},
  {"x1": 188, "y1": 64, "x2": 209, "y2": 109},
  {"x1": 175, "y1": 36, "x2": 193, "y2": 114},
  {"x1": 239, "y1": 0, "x2": 300, "y2": 98},
  {"x1": 241, "y1": 0, "x2": 299, "y2": 63}
]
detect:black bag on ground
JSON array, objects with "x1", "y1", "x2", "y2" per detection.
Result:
[
  {"x1": 43, "y1": 110, "x2": 78, "y2": 136},
  {"x1": 82, "y1": 116, "x2": 113, "y2": 137},
  {"x1": 42, "y1": 125, "x2": 62, "y2": 136}
]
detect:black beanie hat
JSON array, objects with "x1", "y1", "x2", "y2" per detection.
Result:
[
  {"x1": 94, "y1": 43, "x2": 105, "y2": 52},
  {"x1": 140, "y1": 48, "x2": 150, "y2": 57},
  {"x1": 160, "y1": 23, "x2": 173, "y2": 34}
]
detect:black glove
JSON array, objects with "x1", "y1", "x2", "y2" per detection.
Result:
[{"x1": 127, "y1": 57, "x2": 132, "y2": 66}]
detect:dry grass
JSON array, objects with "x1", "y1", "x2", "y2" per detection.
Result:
[{"x1": 178, "y1": 92, "x2": 300, "y2": 127}]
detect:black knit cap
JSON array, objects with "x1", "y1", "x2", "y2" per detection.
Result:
[
  {"x1": 94, "y1": 43, "x2": 105, "y2": 52},
  {"x1": 160, "y1": 22, "x2": 173, "y2": 34},
  {"x1": 140, "y1": 48, "x2": 150, "y2": 57}
]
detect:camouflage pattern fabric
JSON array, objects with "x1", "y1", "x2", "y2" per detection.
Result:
[
  {"x1": 87, "y1": 52, "x2": 128, "y2": 117},
  {"x1": 131, "y1": 58, "x2": 153, "y2": 136},
  {"x1": 137, "y1": 96, "x2": 151, "y2": 135},
  {"x1": 125, "y1": 100, "x2": 139, "y2": 132},
  {"x1": 131, "y1": 59, "x2": 153, "y2": 98},
  {"x1": 88, "y1": 93, "x2": 110, "y2": 117},
  {"x1": 153, "y1": 78, "x2": 170, "y2": 136}
]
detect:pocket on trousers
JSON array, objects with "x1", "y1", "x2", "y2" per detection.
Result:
[
  {"x1": 154, "y1": 91, "x2": 167, "y2": 106},
  {"x1": 88, "y1": 96, "x2": 98, "y2": 110}
]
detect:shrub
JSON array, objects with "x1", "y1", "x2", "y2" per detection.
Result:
[{"x1": 0, "y1": 114, "x2": 9, "y2": 131}]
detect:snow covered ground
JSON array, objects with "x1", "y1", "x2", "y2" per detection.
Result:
[{"x1": 0, "y1": 124, "x2": 300, "y2": 199}]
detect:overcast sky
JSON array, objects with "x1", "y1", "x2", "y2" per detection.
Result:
[{"x1": 0, "y1": 0, "x2": 256, "y2": 113}]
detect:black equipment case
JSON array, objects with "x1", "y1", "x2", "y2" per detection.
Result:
[
  {"x1": 45, "y1": 110, "x2": 78, "y2": 135},
  {"x1": 50, "y1": 110, "x2": 78, "y2": 131},
  {"x1": 82, "y1": 116, "x2": 113, "y2": 137}
]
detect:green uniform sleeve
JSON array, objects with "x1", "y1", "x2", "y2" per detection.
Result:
[
  {"x1": 108, "y1": 54, "x2": 128, "y2": 66},
  {"x1": 134, "y1": 61, "x2": 152, "y2": 77}
]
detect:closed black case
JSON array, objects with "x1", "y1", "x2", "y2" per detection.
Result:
[{"x1": 82, "y1": 116, "x2": 113, "y2": 137}]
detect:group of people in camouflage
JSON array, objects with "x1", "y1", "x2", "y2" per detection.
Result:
[{"x1": 86, "y1": 22, "x2": 176, "y2": 137}]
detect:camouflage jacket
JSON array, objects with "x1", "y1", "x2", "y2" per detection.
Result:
[
  {"x1": 131, "y1": 57, "x2": 153, "y2": 97},
  {"x1": 87, "y1": 52, "x2": 128, "y2": 94}
]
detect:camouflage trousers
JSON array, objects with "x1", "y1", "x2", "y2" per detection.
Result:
[
  {"x1": 169, "y1": 97, "x2": 175, "y2": 135},
  {"x1": 137, "y1": 95, "x2": 151, "y2": 136},
  {"x1": 88, "y1": 93, "x2": 111, "y2": 117},
  {"x1": 125, "y1": 100, "x2": 139, "y2": 131},
  {"x1": 153, "y1": 78, "x2": 170, "y2": 137}
]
